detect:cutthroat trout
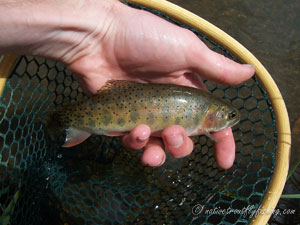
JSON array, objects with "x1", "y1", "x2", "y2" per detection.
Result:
[{"x1": 44, "y1": 80, "x2": 240, "y2": 147}]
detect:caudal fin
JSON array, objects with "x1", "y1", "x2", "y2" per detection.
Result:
[
  {"x1": 63, "y1": 127, "x2": 91, "y2": 147},
  {"x1": 38, "y1": 111, "x2": 64, "y2": 141}
]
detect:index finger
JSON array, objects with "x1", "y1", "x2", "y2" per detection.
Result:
[{"x1": 213, "y1": 128, "x2": 236, "y2": 169}]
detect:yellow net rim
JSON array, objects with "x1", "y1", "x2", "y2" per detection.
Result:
[{"x1": 0, "y1": 0, "x2": 291, "y2": 224}]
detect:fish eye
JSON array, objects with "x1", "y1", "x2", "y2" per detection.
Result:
[{"x1": 229, "y1": 111, "x2": 237, "y2": 119}]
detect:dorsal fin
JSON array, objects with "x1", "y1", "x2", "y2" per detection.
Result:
[{"x1": 97, "y1": 80, "x2": 138, "y2": 94}]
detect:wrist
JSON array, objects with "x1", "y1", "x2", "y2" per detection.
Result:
[{"x1": 0, "y1": 0, "x2": 121, "y2": 64}]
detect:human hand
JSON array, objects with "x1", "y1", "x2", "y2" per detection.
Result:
[
  {"x1": 66, "y1": 1, "x2": 254, "y2": 169},
  {"x1": 0, "y1": 0, "x2": 255, "y2": 169}
]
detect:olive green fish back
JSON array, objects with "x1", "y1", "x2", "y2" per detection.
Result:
[{"x1": 0, "y1": 2, "x2": 276, "y2": 225}]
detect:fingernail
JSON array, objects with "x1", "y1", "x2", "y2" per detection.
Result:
[
  {"x1": 242, "y1": 64, "x2": 255, "y2": 68},
  {"x1": 165, "y1": 134, "x2": 183, "y2": 149},
  {"x1": 156, "y1": 154, "x2": 166, "y2": 167},
  {"x1": 157, "y1": 157, "x2": 165, "y2": 166},
  {"x1": 137, "y1": 136, "x2": 148, "y2": 143}
]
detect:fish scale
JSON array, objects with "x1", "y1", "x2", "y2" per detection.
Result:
[{"x1": 44, "y1": 80, "x2": 240, "y2": 147}]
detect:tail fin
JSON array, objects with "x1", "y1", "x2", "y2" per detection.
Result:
[{"x1": 38, "y1": 111, "x2": 64, "y2": 141}]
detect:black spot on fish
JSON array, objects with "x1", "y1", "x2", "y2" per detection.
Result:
[
  {"x1": 130, "y1": 104, "x2": 139, "y2": 122},
  {"x1": 90, "y1": 104, "x2": 98, "y2": 110},
  {"x1": 117, "y1": 103, "x2": 123, "y2": 109},
  {"x1": 184, "y1": 107, "x2": 193, "y2": 120},
  {"x1": 162, "y1": 104, "x2": 170, "y2": 122},
  {"x1": 193, "y1": 114, "x2": 199, "y2": 125},
  {"x1": 139, "y1": 101, "x2": 145, "y2": 107}
]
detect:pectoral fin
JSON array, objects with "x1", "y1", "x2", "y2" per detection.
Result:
[
  {"x1": 197, "y1": 128, "x2": 219, "y2": 143},
  {"x1": 63, "y1": 128, "x2": 91, "y2": 147},
  {"x1": 203, "y1": 131, "x2": 219, "y2": 143}
]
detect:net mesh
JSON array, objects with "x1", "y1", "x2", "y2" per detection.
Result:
[{"x1": 0, "y1": 2, "x2": 276, "y2": 225}]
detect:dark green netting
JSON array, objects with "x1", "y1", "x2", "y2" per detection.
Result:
[{"x1": 0, "y1": 2, "x2": 276, "y2": 225}]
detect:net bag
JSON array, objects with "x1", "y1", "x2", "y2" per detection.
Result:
[{"x1": 0, "y1": 0, "x2": 290, "y2": 224}]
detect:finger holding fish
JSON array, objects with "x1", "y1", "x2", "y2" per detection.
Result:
[
  {"x1": 128, "y1": 124, "x2": 235, "y2": 168},
  {"x1": 213, "y1": 128, "x2": 236, "y2": 169},
  {"x1": 141, "y1": 137, "x2": 166, "y2": 167},
  {"x1": 122, "y1": 124, "x2": 193, "y2": 165},
  {"x1": 162, "y1": 125, "x2": 194, "y2": 158},
  {"x1": 122, "y1": 124, "x2": 151, "y2": 150}
]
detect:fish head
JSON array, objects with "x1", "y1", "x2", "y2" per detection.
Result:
[{"x1": 204, "y1": 103, "x2": 240, "y2": 132}]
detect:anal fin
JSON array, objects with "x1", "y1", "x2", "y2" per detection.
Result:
[
  {"x1": 104, "y1": 132, "x2": 126, "y2": 137},
  {"x1": 63, "y1": 128, "x2": 91, "y2": 147}
]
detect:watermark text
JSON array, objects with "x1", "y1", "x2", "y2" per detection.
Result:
[{"x1": 192, "y1": 204, "x2": 296, "y2": 218}]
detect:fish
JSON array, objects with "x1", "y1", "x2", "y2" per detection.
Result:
[{"x1": 43, "y1": 80, "x2": 240, "y2": 147}]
